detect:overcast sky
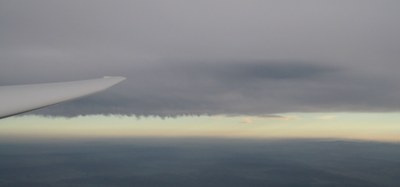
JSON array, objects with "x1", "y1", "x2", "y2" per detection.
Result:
[{"x1": 1, "y1": 0, "x2": 400, "y2": 117}]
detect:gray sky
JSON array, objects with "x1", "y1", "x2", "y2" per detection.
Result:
[{"x1": 1, "y1": 0, "x2": 400, "y2": 116}]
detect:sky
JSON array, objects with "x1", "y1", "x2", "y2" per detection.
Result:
[
  {"x1": 1, "y1": 113, "x2": 400, "y2": 142},
  {"x1": 1, "y1": 0, "x2": 400, "y2": 141}
]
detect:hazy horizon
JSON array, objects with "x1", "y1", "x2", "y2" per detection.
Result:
[{"x1": 1, "y1": 113, "x2": 400, "y2": 142}]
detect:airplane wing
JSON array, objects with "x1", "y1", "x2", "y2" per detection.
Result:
[{"x1": 0, "y1": 77, "x2": 125, "y2": 119}]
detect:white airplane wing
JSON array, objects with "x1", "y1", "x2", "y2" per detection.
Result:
[{"x1": 0, "y1": 77, "x2": 125, "y2": 119}]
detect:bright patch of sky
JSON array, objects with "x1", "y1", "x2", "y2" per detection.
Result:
[{"x1": 1, "y1": 113, "x2": 399, "y2": 142}]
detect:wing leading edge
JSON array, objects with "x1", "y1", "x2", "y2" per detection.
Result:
[{"x1": 0, "y1": 77, "x2": 125, "y2": 119}]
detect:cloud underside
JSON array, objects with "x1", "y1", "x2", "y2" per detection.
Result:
[
  {"x1": 1, "y1": 1, "x2": 400, "y2": 117},
  {"x1": 31, "y1": 61, "x2": 400, "y2": 117}
]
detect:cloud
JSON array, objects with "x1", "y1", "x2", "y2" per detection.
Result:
[
  {"x1": 1, "y1": 1, "x2": 400, "y2": 117},
  {"x1": 316, "y1": 115, "x2": 337, "y2": 120},
  {"x1": 240, "y1": 117, "x2": 254, "y2": 124},
  {"x1": 29, "y1": 61, "x2": 345, "y2": 117}
]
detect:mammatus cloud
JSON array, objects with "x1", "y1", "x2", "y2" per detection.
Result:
[{"x1": 1, "y1": 1, "x2": 400, "y2": 117}]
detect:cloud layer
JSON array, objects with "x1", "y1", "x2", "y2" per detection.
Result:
[{"x1": 1, "y1": 1, "x2": 400, "y2": 116}]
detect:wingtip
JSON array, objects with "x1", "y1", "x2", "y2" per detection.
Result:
[{"x1": 103, "y1": 76, "x2": 126, "y2": 83}]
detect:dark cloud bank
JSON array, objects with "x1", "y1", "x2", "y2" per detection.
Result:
[
  {"x1": 1, "y1": 1, "x2": 400, "y2": 117},
  {"x1": 1, "y1": 139, "x2": 400, "y2": 187}
]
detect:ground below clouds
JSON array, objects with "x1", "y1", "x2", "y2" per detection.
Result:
[{"x1": 1, "y1": 138, "x2": 400, "y2": 187}]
